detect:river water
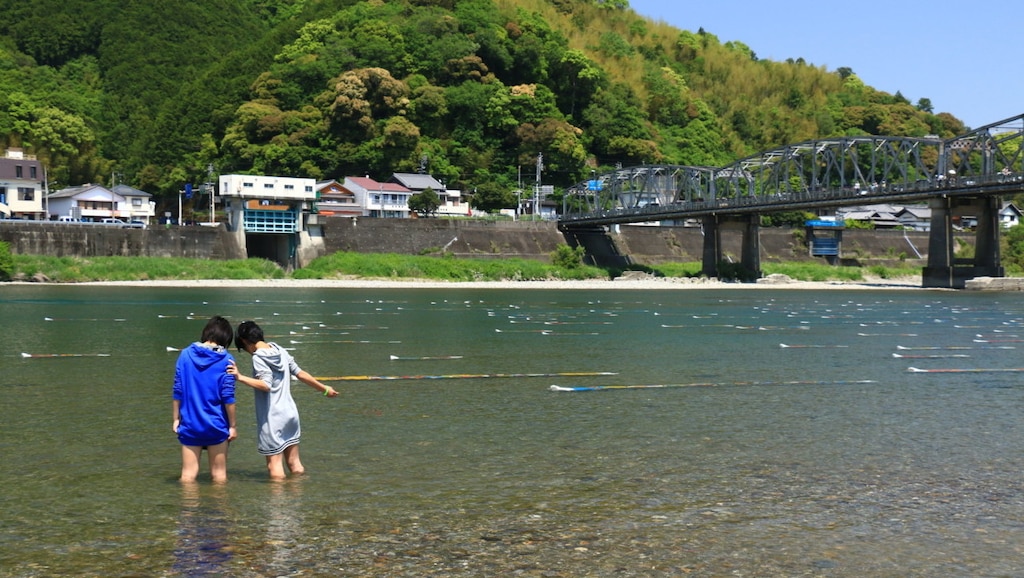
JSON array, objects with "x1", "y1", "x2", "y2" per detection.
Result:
[{"x1": 2, "y1": 284, "x2": 1024, "y2": 576}]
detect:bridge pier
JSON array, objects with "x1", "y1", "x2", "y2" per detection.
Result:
[
  {"x1": 702, "y1": 214, "x2": 762, "y2": 281},
  {"x1": 922, "y1": 196, "x2": 1004, "y2": 289},
  {"x1": 560, "y1": 225, "x2": 632, "y2": 268}
]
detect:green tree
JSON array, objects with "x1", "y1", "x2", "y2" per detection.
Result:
[
  {"x1": 408, "y1": 187, "x2": 441, "y2": 216},
  {"x1": 1001, "y1": 223, "x2": 1024, "y2": 272},
  {"x1": 469, "y1": 177, "x2": 515, "y2": 213},
  {"x1": 581, "y1": 83, "x2": 655, "y2": 165},
  {"x1": 552, "y1": 49, "x2": 605, "y2": 119}
]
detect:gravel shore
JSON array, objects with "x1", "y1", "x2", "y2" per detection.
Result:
[{"x1": 77, "y1": 273, "x2": 928, "y2": 290}]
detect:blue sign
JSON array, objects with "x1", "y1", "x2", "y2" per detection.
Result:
[
  {"x1": 184, "y1": 183, "x2": 193, "y2": 199},
  {"x1": 587, "y1": 179, "x2": 602, "y2": 191},
  {"x1": 805, "y1": 219, "x2": 843, "y2": 228}
]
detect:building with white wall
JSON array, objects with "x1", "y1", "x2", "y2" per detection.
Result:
[
  {"x1": 390, "y1": 172, "x2": 470, "y2": 217},
  {"x1": 0, "y1": 149, "x2": 45, "y2": 220},
  {"x1": 343, "y1": 176, "x2": 412, "y2": 218},
  {"x1": 46, "y1": 183, "x2": 155, "y2": 222},
  {"x1": 218, "y1": 174, "x2": 321, "y2": 269},
  {"x1": 316, "y1": 179, "x2": 364, "y2": 217}
]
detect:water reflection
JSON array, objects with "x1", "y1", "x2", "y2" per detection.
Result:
[
  {"x1": 172, "y1": 483, "x2": 233, "y2": 576},
  {"x1": 259, "y1": 478, "x2": 307, "y2": 575}
]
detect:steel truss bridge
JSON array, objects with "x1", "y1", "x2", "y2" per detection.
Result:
[{"x1": 558, "y1": 113, "x2": 1024, "y2": 288}]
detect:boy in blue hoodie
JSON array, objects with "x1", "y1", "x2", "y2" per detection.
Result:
[{"x1": 172, "y1": 316, "x2": 237, "y2": 483}]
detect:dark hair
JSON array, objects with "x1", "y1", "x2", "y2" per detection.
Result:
[
  {"x1": 201, "y1": 316, "x2": 233, "y2": 348},
  {"x1": 235, "y1": 320, "x2": 265, "y2": 350}
]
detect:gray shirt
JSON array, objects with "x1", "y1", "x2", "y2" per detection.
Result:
[{"x1": 251, "y1": 342, "x2": 302, "y2": 455}]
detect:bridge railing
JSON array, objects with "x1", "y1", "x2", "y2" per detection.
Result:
[
  {"x1": 561, "y1": 113, "x2": 1024, "y2": 225},
  {"x1": 560, "y1": 170, "x2": 1024, "y2": 226}
]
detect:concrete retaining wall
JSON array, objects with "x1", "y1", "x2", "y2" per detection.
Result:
[
  {"x1": 321, "y1": 217, "x2": 567, "y2": 261},
  {"x1": 0, "y1": 217, "x2": 956, "y2": 267},
  {"x1": 0, "y1": 222, "x2": 245, "y2": 260}
]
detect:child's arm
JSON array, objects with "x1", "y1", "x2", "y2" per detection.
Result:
[
  {"x1": 225, "y1": 403, "x2": 238, "y2": 441},
  {"x1": 227, "y1": 360, "x2": 270, "y2": 392},
  {"x1": 296, "y1": 370, "x2": 338, "y2": 397}
]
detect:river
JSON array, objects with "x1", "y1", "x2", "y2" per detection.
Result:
[{"x1": 1, "y1": 284, "x2": 1022, "y2": 576}]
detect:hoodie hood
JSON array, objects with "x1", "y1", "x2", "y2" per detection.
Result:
[
  {"x1": 186, "y1": 342, "x2": 230, "y2": 371},
  {"x1": 254, "y1": 342, "x2": 288, "y2": 371}
]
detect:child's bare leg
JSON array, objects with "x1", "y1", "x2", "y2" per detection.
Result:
[
  {"x1": 283, "y1": 444, "x2": 305, "y2": 475},
  {"x1": 266, "y1": 453, "x2": 287, "y2": 480},
  {"x1": 180, "y1": 445, "x2": 202, "y2": 482},
  {"x1": 206, "y1": 441, "x2": 230, "y2": 483}
]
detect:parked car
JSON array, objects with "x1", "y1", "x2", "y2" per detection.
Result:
[
  {"x1": 125, "y1": 220, "x2": 147, "y2": 229},
  {"x1": 101, "y1": 218, "x2": 126, "y2": 225},
  {"x1": 57, "y1": 216, "x2": 81, "y2": 223}
]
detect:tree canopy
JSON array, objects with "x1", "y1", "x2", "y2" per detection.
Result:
[{"x1": 0, "y1": 0, "x2": 970, "y2": 214}]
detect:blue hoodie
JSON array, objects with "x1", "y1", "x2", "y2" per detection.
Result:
[{"x1": 173, "y1": 342, "x2": 236, "y2": 447}]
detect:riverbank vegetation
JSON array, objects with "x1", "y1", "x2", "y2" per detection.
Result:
[
  {"x1": 1, "y1": 243, "x2": 920, "y2": 284},
  {"x1": 6, "y1": 251, "x2": 285, "y2": 283}
]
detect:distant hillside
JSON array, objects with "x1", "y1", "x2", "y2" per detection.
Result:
[{"x1": 0, "y1": 0, "x2": 965, "y2": 213}]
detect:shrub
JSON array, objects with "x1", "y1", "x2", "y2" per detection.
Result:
[
  {"x1": 550, "y1": 244, "x2": 585, "y2": 269},
  {"x1": 0, "y1": 242, "x2": 12, "y2": 281}
]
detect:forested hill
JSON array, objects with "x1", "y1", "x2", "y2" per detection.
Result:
[{"x1": 0, "y1": 0, "x2": 966, "y2": 211}]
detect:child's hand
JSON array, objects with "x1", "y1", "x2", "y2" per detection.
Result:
[{"x1": 226, "y1": 361, "x2": 237, "y2": 376}]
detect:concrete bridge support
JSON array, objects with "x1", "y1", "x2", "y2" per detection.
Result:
[
  {"x1": 701, "y1": 214, "x2": 762, "y2": 281},
  {"x1": 922, "y1": 196, "x2": 1004, "y2": 289},
  {"x1": 560, "y1": 225, "x2": 633, "y2": 268}
]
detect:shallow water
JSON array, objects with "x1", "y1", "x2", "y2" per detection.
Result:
[{"x1": 2, "y1": 285, "x2": 1024, "y2": 576}]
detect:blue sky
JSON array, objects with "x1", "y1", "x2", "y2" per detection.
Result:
[{"x1": 627, "y1": 0, "x2": 1024, "y2": 130}]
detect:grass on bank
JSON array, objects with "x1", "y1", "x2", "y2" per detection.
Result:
[
  {"x1": 9, "y1": 254, "x2": 286, "y2": 282},
  {"x1": 292, "y1": 251, "x2": 606, "y2": 281},
  {"x1": 3, "y1": 247, "x2": 921, "y2": 284}
]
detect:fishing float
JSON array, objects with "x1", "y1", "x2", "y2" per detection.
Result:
[
  {"x1": 389, "y1": 355, "x2": 464, "y2": 361},
  {"x1": 549, "y1": 379, "x2": 878, "y2": 392},
  {"x1": 907, "y1": 367, "x2": 1024, "y2": 373},
  {"x1": 21, "y1": 352, "x2": 111, "y2": 358},
  {"x1": 317, "y1": 371, "x2": 618, "y2": 382}
]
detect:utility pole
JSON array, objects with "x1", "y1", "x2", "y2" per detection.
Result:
[
  {"x1": 205, "y1": 163, "x2": 215, "y2": 225},
  {"x1": 110, "y1": 172, "x2": 121, "y2": 218},
  {"x1": 534, "y1": 152, "x2": 543, "y2": 220}
]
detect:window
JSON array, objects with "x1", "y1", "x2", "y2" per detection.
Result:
[
  {"x1": 264, "y1": 183, "x2": 274, "y2": 189},
  {"x1": 304, "y1": 186, "x2": 313, "y2": 192},
  {"x1": 284, "y1": 184, "x2": 294, "y2": 190},
  {"x1": 132, "y1": 198, "x2": 142, "y2": 206},
  {"x1": 18, "y1": 187, "x2": 34, "y2": 201},
  {"x1": 15, "y1": 166, "x2": 22, "y2": 178},
  {"x1": 30, "y1": 166, "x2": 37, "y2": 179},
  {"x1": 0, "y1": 186, "x2": 6, "y2": 203},
  {"x1": 242, "y1": 182, "x2": 254, "y2": 188}
]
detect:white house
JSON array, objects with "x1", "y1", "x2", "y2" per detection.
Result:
[
  {"x1": 344, "y1": 176, "x2": 412, "y2": 218},
  {"x1": 390, "y1": 172, "x2": 469, "y2": 216},
  {"x1": 316, "y1": 179, "x2": 364, "y2": 217},
  {"x1": 46, "y1": 183, "x2": 156, "y2": 222},
  {"x1": 1000, "y1": 202, "x2": 1022, "y2": 229},
  {"x1": 111, "y1": 184, "x2": 157, "y2": 224},
  {"x1": 0, "y1": 148, "x2": 45, "y2": 220}
]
